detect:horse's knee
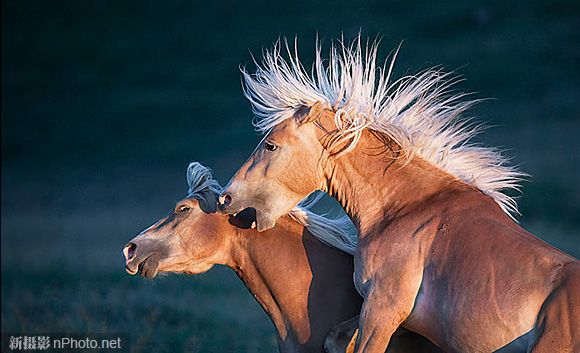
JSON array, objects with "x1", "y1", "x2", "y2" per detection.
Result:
[
  {"x1": 324, "y1": 316, "x2": 360, "y2": 353},
  {"x1": 324, "y1": 327, "x2": 357, "y2": 353}
]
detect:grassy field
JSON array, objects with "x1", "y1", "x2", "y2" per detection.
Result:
[{"x1": 2, "y1": 0, "x2": 579, "y2": 352}]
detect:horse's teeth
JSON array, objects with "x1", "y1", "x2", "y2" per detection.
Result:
[{"x1": 251, "y1": 221, "x2": 256, "y2": 229}]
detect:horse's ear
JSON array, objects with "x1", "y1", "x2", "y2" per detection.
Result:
[{"x1": 295, "y1": 102, "x2": 327, "y2": 125}]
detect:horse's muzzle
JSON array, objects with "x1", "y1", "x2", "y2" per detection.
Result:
[{"x1": 218, "y1": 192, "x2": 240, "y2": 214}]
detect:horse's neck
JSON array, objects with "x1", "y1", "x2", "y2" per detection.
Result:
[
  {"x1": 230, "y1": 220, "x2": 309, "y2": 346},
  {"x1": 324, "y1": 130, "x2": 468, "y2": 236}
]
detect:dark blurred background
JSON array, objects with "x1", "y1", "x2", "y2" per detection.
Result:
[{"x1": 2, "y1": 1, "x2": 579, "y2": 352}]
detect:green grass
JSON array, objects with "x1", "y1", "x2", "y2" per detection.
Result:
[{"x1": 2, "y1": 0, "x2": 579, "y2": 351}]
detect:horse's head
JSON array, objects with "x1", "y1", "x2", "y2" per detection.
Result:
[
  {"x1": 123, "y1": 197, "x2": 231, "y2": 278},
  {"x1": 219, "y1": 103, "x2": 334, "y2": 231},
  {"x1": 123, "y1": 163, "x2": 230, "y2": 278}
]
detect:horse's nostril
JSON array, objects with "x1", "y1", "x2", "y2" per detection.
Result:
[
  {"x1": 123, "y1": 243, "x2": 137, "y2": 262},
  {"x1": 218, "y1": 193, "x2": 232, "y2": 208}
]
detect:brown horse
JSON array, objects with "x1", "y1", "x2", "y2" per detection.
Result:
[
  {"x1": 122, "y1": 162, "x2": 441, "y2": 353},
  {"x1": 218, "y1": 38, "x2": 580, "y2": 353}
]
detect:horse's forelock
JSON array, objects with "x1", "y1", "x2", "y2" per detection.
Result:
[{"x1": 186, "y1": 162, "x2": 223, "y2": 202}]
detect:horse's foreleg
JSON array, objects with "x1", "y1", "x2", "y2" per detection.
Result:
[
  {"x1": 353, "y1": 289, "x2": 411, "y2": 353},
  {"x1": 324, "y1": 315, "x2": 359, "y2": 353}
]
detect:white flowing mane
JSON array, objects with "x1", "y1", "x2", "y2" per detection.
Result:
[
  {"x1": 241, "y1": 36, "x2": 526, "y2": 218},
  {"x1": 186, "y1": 162, "x2": 358, "y2": 254},
  {"x1": 289, "y1": 192, "x2": 358, "y2": 254}
]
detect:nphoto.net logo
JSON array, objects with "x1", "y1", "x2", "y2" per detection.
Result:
[{"x1": 1, "y1": 333, "x2": 129, "y2": 352}]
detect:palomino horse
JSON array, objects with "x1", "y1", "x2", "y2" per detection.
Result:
[
  {"x1": 218, "y1": 39, "x2": 580, "y2": 353},
  {"x1": 122, "y1": 162, "x2": 441, "y2": 353}
]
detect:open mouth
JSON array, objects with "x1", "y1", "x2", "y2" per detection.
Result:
[
  {"x1": 227, "y1": 207, "x2": 257, "y2": 229},
  {"x1": 125, "y1": 254, "x2": 159, "y2": 278},
  {"x1": 125, "y1": 264, "x2": 139, "y2": 275}
]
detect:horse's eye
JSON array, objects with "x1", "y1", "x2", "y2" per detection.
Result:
[
  {"x1": 264, "y1": 141, "x2": 278, "y2": 152},
  {"x1": 178, "y1": 205, "x2": 190, "y2": 213}
]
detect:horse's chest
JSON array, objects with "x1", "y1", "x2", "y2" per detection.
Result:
[
  {"x1": 352, "y1": 259, "x2": 369, "y2": 296},
  {"x1": 353, "y1": 245, "x2": 377, "y2": 296},
  {"x1": 353, "y1": 238, "x2": 406, "y2": 296}
]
